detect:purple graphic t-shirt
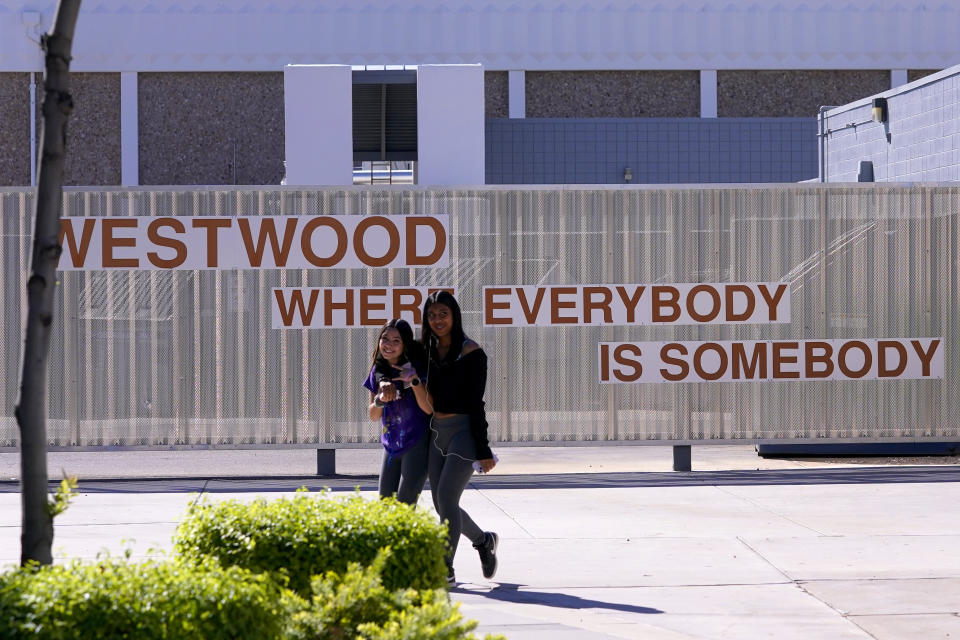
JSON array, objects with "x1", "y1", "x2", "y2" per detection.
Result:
[{"x1": 363, "y1": 363, "x2": 430, "y2": 457}]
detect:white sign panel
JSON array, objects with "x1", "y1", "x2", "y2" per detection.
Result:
[
  {"x1": 484, "y1": 283, "x2": 790, "y2": 326},
  {"x1": 272, "y1": 287, "x2": 455, "y2": 329},
  {"x1": 599, "y1": 338, "x2": 944, "y2": 384},
  {"x1": 57, "y1": 215, "x2": 449, "y2": 270}
]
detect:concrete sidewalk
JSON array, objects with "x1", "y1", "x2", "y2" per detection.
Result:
[{"x1": 1, "y1": 446, "x2": 959, "y2": 639}]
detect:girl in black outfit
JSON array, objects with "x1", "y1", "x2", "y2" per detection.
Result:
[{"x1": 421, "y1": 291, "x2": 499, "y2": 584}]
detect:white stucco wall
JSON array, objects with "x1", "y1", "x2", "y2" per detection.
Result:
[
  {"x1": 822, "y1": 65, "x2": 960, "y2": 182},
  {"x1": 283, "y1": 65, "x2": 353, "y2": 186},
  {"x1": 416, "y1": 64, "x2": 485, "y2": 186},
  {"x1": 2, "y1": 1, "x2": 957, "y2": 72}
]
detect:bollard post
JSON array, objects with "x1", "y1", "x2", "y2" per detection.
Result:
[
  {"x1": 317, "y1": 448, "x2": 336, "y2": 475},
  {"x1": 672, "y1": 445, "x2": 692, "y2": 472}
]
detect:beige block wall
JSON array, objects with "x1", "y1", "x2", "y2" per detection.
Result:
[
  {"x1": 0, "y1": 73, "x2": 30, "y2": 186},
  {"x1": 485, "y1": 71, "x2": 508, "y2": 118},
  {"x1": 718, "y1": 70, "x2": 890, "y2": 118},
  {"x1": 525, "y1": 71, "x2": 700, "y2": 118},
  {"x1": 139, "y1": 72, "x2": 284, "y2": 185}
]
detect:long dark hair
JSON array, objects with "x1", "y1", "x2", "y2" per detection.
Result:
[
  {"x1": 421, "y1": 290, "x2": 466, "y2": 362},
  {"x1": 371, "y1": 318, "x2": 419, "y2": 375}
]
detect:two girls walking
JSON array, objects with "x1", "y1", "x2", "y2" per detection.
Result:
[{"x1": 363, "y1": 291, "x2": 499, "y2": 584}]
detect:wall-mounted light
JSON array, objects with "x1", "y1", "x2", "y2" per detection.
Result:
[
  {"x1": 871, "y1": 97, "x2": 888, "y2": 123},
  {"x1": 623, "y1": 167, "x2": 632, "y2": 183}
]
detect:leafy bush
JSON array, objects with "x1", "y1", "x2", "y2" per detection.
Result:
[
  {"x1": 357, "y1": 588, "x2": 504, "y2": 640},
  {"x1": 289, "y1": 550, "x2": 504, "y2": 640},
  {"x1": 0, "y1": 558, "x2": 298, "y2": 640},
  {"x1": 174, "y1": 490, "x2": 448, "y2": 594}
]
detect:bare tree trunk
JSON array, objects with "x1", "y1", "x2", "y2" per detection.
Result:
[{"x1": 17, "y1": 0, "x2": 82, "y2": 567}]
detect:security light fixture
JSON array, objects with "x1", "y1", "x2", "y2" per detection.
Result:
[
  {"x1": 871, "y1": 97, "x2": 888, "y2": 123},
  {"x1": 623, "y1": 167, "x2": 633, "y2": 183}
]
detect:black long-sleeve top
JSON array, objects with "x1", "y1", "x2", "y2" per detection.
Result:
[{"x1": 427, "y1": 346, "x2": 493, "y2": 460}]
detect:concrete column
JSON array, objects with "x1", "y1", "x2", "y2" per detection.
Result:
[
  {"x1": 283, "y1": 64, "x2": 353, "y2": 186},
  {"x1": 700, "y1": 70, "x2": 717, "y2": 118},
  {"x1": 508, "y1": 70, "x2": 525, "y2": 118},
  {"x1": 890, "y1": 69, "x2": 908, "y2": 88},
  {"x1": 120, "y1": 72, "x2": 139, "y2": 186},
  {"x1": 417, "y1": 64, "x2": 485, "y2": 186}
]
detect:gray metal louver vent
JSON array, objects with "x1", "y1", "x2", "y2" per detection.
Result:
[{"x1": 352, "y1": 70, "x2": 417, "y2": 161}]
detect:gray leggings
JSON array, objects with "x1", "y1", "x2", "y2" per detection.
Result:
[
  {"x1": 379, "y1": 429, "x2": 428, "y2": 505},
  {"x1": 428, "y1": 415, "x2": 484, "y2": 567}
]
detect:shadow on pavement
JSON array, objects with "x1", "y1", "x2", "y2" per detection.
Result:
[
  {"x1": 453, "y1": 582, "x2": 663, "y2": 614},
  {"x1": 0, "y1": 466, "x2": 958, "y2": 493}
]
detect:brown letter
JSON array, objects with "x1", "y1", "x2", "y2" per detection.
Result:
[
  {"x1": 147, "y1": 218, "x2": 187, "y2": 268},
  {"x1": 772, "y1": 341, "x2": 800, "y2": 379},
  {"x1": 102, "y1": 218, "x2": 139, "y2": 268},
  {"x1": 758, "y1": 283, "x2": 789, "y2": 321},
  {"x1": 550, "y1": 287, "x2": 579, "y2": 324},
  {"x1": 355, "y1": 216, "x2": 400, "y2": 267},
  {"x1": 360, "y1": 288, "x2": 388, "y2": 326},
  {"x1": 613, "y1": 344, "x2": 643, "y2": 382},
  {"x1": 803, "y1": 341, "x2": 834, "y2": 378},
  {"x1": 693, "y1": 343, "x2": 728, "y2": 380},
  {"x1": 837, "y1": 341, "x2": 871, "y2": 378},
  {"x1": 516, "y1": 287, "x2": 547, "y2": 325},
  {"x1": 484, "y1": 287, "x2": 513, "y2": 326},
  {"x1": 58, "y1": 218, "x2": 96, "y2": 268},
  {"x1": 405, "y1": 216, "x2": 447, "y2": 266},
  {"x1": 599, "y1": 343, "x2": 610, "y2": 383},
  {"x1": 877, "y1": 340, "x2": 907, "y2": 378},
  {"x1": 323, "y1": 288, "x2": 355, "y2": 326},
  {"x1": 652, "y1": 286, "x2": 681, "y2": 322},
  {"x1": 273, "y1": 289, "x2": 320, "y2": 327},
  {"x1": 686, "y1": 285, "x2": 721, "y2": 323},
  {"x1": 614, "y1": 285, "x2": 645, "y2": 323},
  {"x1": 660, "y1": 343, "x2": 689, "y2": 381},
  {"x1": 732, "y1": 342, "x2": 768, "y2": 379},
  {"x1": 238, "y1": 217, "x2": 298, "y2": 268},
  {"x1": 393, "y1": 288, "x2": 424, "y2": 325},
  {"x1": 191, "y1": 218, "x2": 232, "y2": 268},
  {"x1": 725, "y1": 284, "x2": 756, "y2": 322},
  {"x1": 301, "y1": 216, "x2": 348, "y2": 267},
  {"x1": 583, "y1": 286, "x2": 613, "y2": 324},
  {"x1": 911, "y1": 339, "x2": 941, "y2": 377}
]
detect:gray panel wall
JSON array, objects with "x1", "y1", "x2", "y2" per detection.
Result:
[
  {"x1": 823, "y1": 66, "x2": 960, "y2": 183},
  {"x1": 486, "y1": 118, "x2": 818, "y2": 184}
]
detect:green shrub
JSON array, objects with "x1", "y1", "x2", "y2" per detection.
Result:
[
  {"x1": 358, "y1": 588, "x2": 505, "y2": 640},
  {"x1": 0, "y1": 558, "x2": 299, "y2": 640},
  {"x1": 288, "y1": 550, "x2": 504, "y2": 640},
  {"x1": 174, "y1": 490, "x2": 448, "y2": 594}
]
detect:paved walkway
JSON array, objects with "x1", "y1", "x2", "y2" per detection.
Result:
[{"x1": 1, "y1": 446, "x2": 959, "y2": 639}]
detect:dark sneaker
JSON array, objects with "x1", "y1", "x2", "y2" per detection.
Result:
[
  {"x1": 473, "y1": 531, "x2": 499, "y2": 579},
  {"x1": 446, "y1": 567, "x2": 456, "y2": 586}
]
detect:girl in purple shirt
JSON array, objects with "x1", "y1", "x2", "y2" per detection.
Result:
[{"x1": 364, "y1": 319, "x2": 432, "y2": 504}]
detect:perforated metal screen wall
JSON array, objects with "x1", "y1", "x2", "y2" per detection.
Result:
[{"x1": 1, "y1": 185, "x2": 956, "y2": 448}]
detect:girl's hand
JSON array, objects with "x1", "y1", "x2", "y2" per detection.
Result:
[
  {"x1": 392, "y1": 362, "x2": 418, "y2": 387},
  {"x1": 476, "y1": 458, "x2": 496, "y2": 473},
  {"x1": 378, "y1": 380, "x2": 397, "y2": 402}
]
